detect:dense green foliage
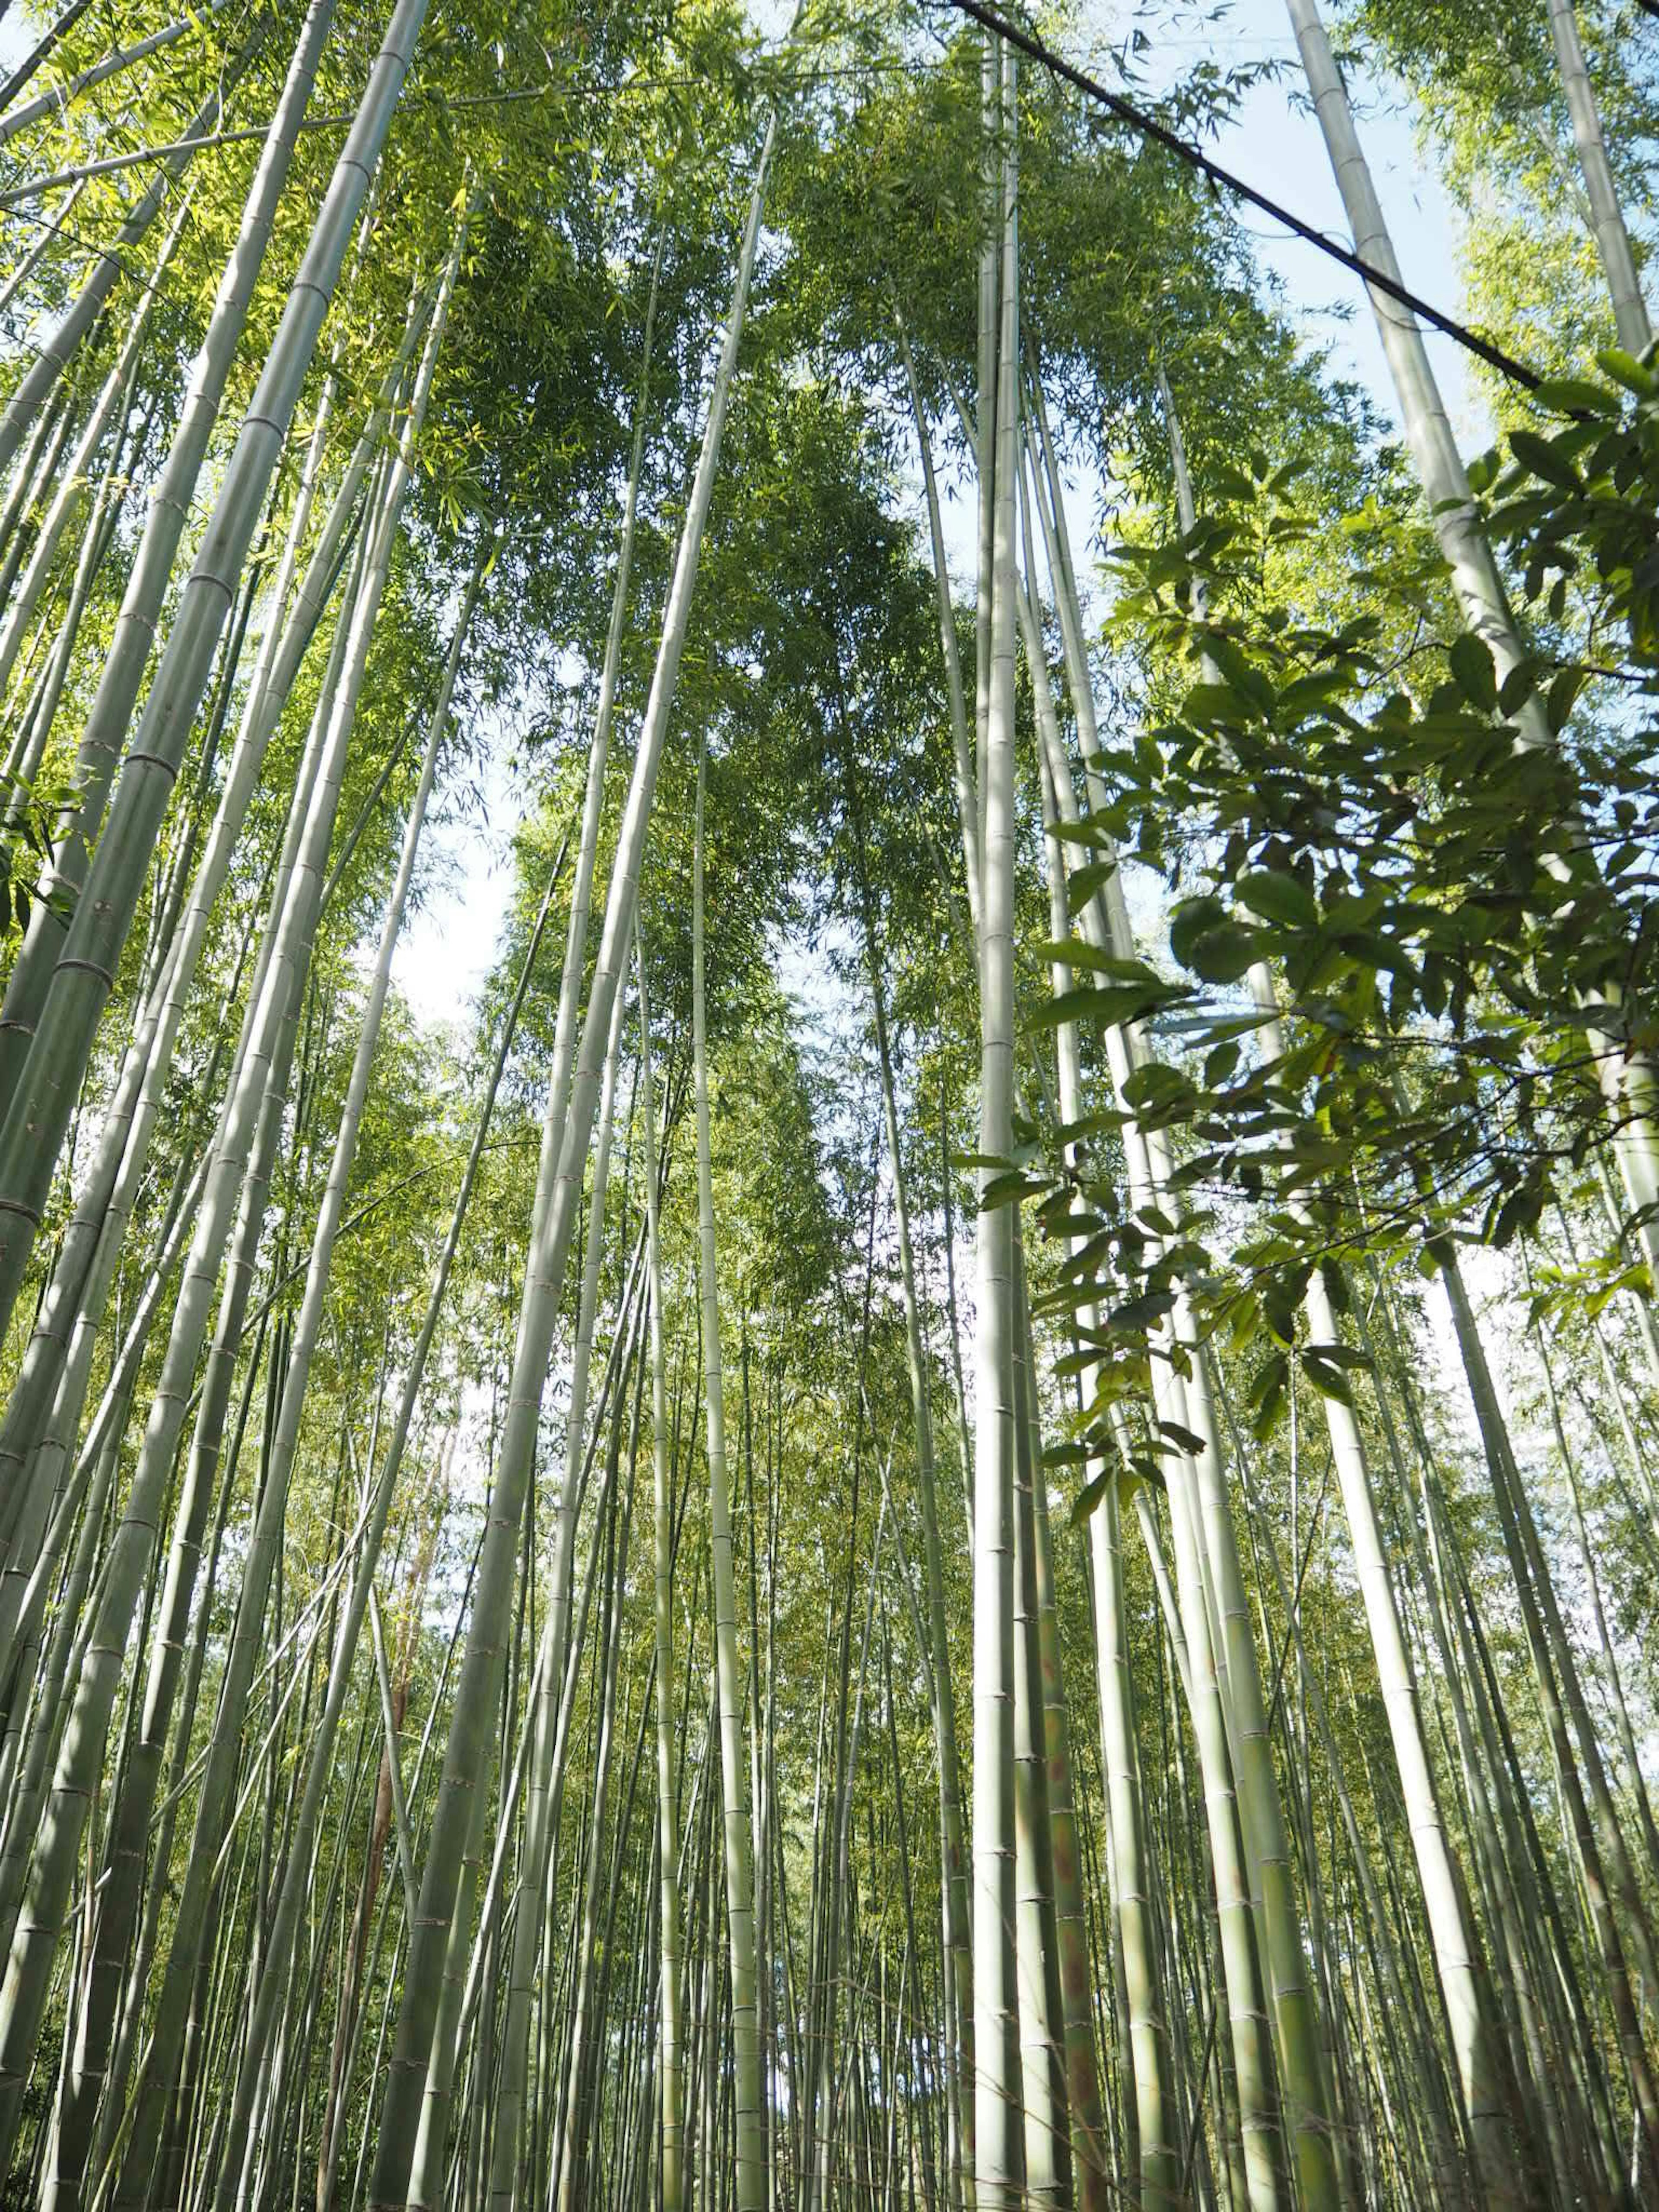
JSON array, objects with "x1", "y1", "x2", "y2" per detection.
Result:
[{"x1": 0, "y1": 0, "x2": 1653, "y2": 2208}]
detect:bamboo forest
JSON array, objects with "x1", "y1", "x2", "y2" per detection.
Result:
[{"x1": 3, "y1": 0, "x2": 1659, "y2": 2200}]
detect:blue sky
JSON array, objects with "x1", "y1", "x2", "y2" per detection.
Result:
[
  {"x1": 0, "y1": 0, "x2": 1494, "y2": 1023},
  {"x1": 391, "y1": 0, "x2": 1497, "y2": 1027},
  {"x1": 1146, "y1": 0, "x2": 1480, "y2": 434}
]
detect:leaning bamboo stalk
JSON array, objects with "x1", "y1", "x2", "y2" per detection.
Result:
[
  {"x1": 1282, "y1": 0, "x2": 1659, "y2": 1281},
  {"x1": 1543, "y1": 0, "x2": 1650, "y2": 354},
  {"x1": 0, "y1": 1143, "x2": 210, "y2": 1951},
  {"x1": 0, "y1": 177, "x2": 184, "y2": 714},
  {"x1": 531, "y1": 232, "x2": 661, "y2": 1209},
  {"x1": 484, "y1": 961, "x2": 631, "y2": 2209},
  {"x1": 1280, "y1": 0, "x2": 1547, "y2": 729},
  {"x1": 484, "y1": 252, "x2": 661, "y2": 2202},
  {"x1": 83, "y1": 654, "x2": 370, "y2": 2208},
  {"x1": 106, "y1": 237, "x2": 465, "y2": 2206},
  {"x1": 0, "y1": 1383, "x2": 128, "y2": 1914},
  {"x1": 0, "y1": 0, "x2": 339, "y2": 1123},
  {"x1": 193, "y1": 557, "x2": 483, "y2": 2209},
  {"x1": 0, "y1": 3, "x2": 222, "y2": 146},
  {"x1": 0, "y1": 446, "x2": 381, "y2": 1709},
  {"x1": 0, "y1": 0, "x2": 433, "y2": 1338},
  {"x1": 1432, "y1": 1239, "x2": 1659, "y2": 2173},
  {"x1": 0, "y1": 0, "x2": 97, "y2": 116},
  {"x1": 53, "y1": 592, "x2": 386, "y2": 2199},
  {"x1": 0, "y1": 496, "x2": 378, "y2": 2162},
  {"x1": 0, "y1": 1080, "x2": 219, "y2": 1742},
  {"x1": 405, "y1": 1619, "x2": 512, "y2": 2212},
  {"x1": 0, "y1": 66, "x2": 231, "y2": 488},
  {"x1": 40, "y1": 535, "x2": 375, "y2": 2202},
  {"x1": 368, "y1": 89, "x2": 782, "y2": 2202},
  {"x1": 0, "y1": 382, "x2": 78, "y2": 608},
  {"x1": 502, "y1": 1258, "x2": 652, "y2": 2204},
  {"x1": 0, "y1": 178, "x2": 83, "y2": 324},
  {"x1": 96, "y1": 1314, "x2": 270, "y2": 2183},
  {"x1": 0, "y1": 391, "x2": 159, "y2": 864},
  {"x1": 0, "y1": 311, "x2": 415, "y2": 1573}
]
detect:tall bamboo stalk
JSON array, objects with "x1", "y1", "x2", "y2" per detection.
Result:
[
  {"x1": 692, "y1": 730, "x2": 765, "y2": 2212},
  {"x1": 367, "y1": 95, "x2": 781, "y2": 2203},
  {"x1": 971, "y1": 40, "x2": 1025, "y2": 2209},
  {"x1": 0, "y1": 0, "x2": 433, "y2": 1335}
]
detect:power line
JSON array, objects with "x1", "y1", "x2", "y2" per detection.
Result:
[
  {"x1": 1, "y1": 2, "x2": 1561, "y2": 396},
  {"x1": 938, "y1": 0, "x2": 1546, "y2": 394}
]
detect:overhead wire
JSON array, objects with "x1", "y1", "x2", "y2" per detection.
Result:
[
  {"x1": 0, "y1": 0, "x2": 1608, "y2": 394},
  {"x1": 936, "y1": 0, "x2": 1549, "y2": 393}
]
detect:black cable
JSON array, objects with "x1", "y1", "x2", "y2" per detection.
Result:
[{"x1": 939, "y1": 0, "x2": 1545, "y2": 394}]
